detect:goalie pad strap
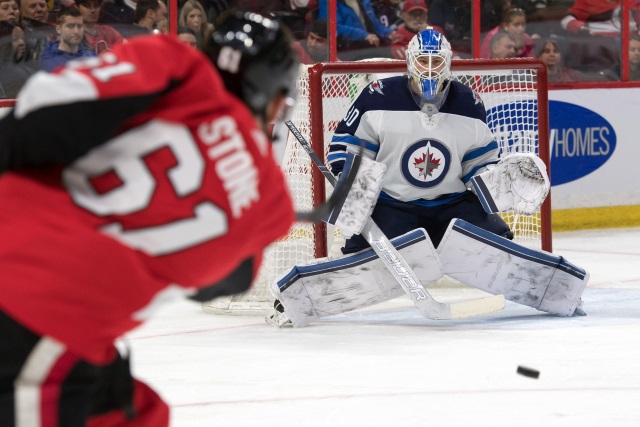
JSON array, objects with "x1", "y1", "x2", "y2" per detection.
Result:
[
  {"x1": 276, "y1": 230, "x2": 431, "y2": 292},
  {"x1": 452, "y1": 221, "x2": 586, "y2": 279},
  {"x1": 273, "y1": 228, "x2": 443, "y2": 327},
  {"x1": 438, "y1": 219, "x2": 588, "y2": 316},
  {"x1": 471, "y1": 174, "x2": 500, "y2": 214}
]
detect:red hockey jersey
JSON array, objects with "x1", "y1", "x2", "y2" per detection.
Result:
[
  {"x1": 0, "y1": 35, "x2": 295, "y2": 364},
  {"x1": 564, "y1": 0, "x2": 640, "y2": 34}
]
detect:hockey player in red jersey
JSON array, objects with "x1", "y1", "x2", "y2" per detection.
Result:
[{"x1": 0, "y1": 11, "x2": 299, "y2": 427}]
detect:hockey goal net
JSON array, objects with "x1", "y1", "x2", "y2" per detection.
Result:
[{"x1": 203, "y1": 58, "x2": 551, "y2": 316}]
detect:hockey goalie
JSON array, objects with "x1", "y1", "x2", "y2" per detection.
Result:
[{"x1": 267, "y1": 28, "x2": 589, "y2": 328}]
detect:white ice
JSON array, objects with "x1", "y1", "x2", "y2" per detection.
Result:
[{"x1": 126, "y1": 227, "x2": 640, "y2": 427}]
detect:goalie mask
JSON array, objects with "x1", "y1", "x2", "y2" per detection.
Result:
[
  {"x1": 208, "y1": 11, "x2": 299, "y2": 125},
  {"x1": 406, "y1": 29, "x2": 452, "y2": 103}
]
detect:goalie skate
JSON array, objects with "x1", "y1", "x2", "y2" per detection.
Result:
[{"x1": 266, "y1": 300, "x2": 292, "y2": 328}]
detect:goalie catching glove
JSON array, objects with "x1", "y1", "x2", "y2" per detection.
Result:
[
  {"x1": 470, "y1": 153, "x2": 550, "y2": 215},
  {"x1": 325, "y1": 153, "x2": 386, "y2": 238}
]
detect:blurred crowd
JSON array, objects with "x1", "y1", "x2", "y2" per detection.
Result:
[
  {"x1": 1, "y1": 0, "x2": 640, "y2": 98},
  {"x1": 316, "y1": 0, "x2": 640, "y2": 83},
  {"x1": 0, "y1": 0, "x2": 217, "y2": 97}
]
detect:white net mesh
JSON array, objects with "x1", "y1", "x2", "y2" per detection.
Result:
[{"x1": 202, "y1": 59, "x2": 550, "y2": 316}]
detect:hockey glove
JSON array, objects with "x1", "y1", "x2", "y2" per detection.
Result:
[{"x1": 470, "y1": 153, "x2": 550, "y2": 215}]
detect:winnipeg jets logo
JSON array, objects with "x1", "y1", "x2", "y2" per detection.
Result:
[
  {"x1": 401, "y1": 139, "x2": 450, "y2": 188},
  {"x1": 413, "y1": 147, "x2": 441, "y2": 179},
  {"x1": 368, "y1": 80, "x2": 384, "y2": 95}
]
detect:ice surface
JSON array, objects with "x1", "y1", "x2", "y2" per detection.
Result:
[{"x1": 126, "y1": 227, "x2": 640, "y2": 427}]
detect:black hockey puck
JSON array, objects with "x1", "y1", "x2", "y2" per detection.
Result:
[{"x1": 517, "y1": 366, "x2": 540, "y2": 379}]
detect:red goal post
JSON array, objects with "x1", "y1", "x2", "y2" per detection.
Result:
[{"x1": 202, "y1": 58, "x2": 551, "y2": 315}]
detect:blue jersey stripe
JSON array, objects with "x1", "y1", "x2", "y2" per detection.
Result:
[
  {"x1": 277, "y1": 229, "x2": 428, "y2": 292},
  {"x1": 461, "y1": 140, "x2": 499, "y2": 163},
  {"x1": 452, "y1": 220, "x2": 587, "y2": 280},
  {"x1": 462, "y1": 163, "x2": 494, "y2": 184}
]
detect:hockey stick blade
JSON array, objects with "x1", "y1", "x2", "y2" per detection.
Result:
[
  {"x1": 286, "y1": 120, "x2": 503, "y2": 320},
  {"x1": 448, "y1": 295, "x2": 505, "y2": 318}
]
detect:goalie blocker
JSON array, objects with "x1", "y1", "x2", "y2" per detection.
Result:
[
  {"x1": 325, "y1": 153, "x2": 386, "y2": 238},
  {"x1": 269, "y1": 220, "x2": 588, "y2": 327}
]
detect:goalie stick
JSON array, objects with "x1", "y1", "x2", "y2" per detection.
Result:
[
  {"x1": 285, "y1": 120, "x2": 505, "y2": 320},
  {"x1": 294, "y1": 144, "x2": 362, "y2": 223}
]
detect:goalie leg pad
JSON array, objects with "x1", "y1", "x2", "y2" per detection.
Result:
[
  {"x1": 437, "y1": 219, "x2": 589, "y2": 316},
  {"x1": 272, "y1": 228, "x2": 443, "y2": 327}
]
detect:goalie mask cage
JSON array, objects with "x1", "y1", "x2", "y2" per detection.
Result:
[{"x1": 203, "y1": 58, "x2": 551, "y2": 316}]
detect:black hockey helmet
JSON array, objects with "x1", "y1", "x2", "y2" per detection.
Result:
[{"x1": 208, "y1": 11, "x2": 299, "y2": 122}]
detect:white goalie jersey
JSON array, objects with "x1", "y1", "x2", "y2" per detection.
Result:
[{"x1": 327, "y1": 76, "x2": 499, "y2": 206}]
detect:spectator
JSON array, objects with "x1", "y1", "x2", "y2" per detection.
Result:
[
  {"x1": 537, "y1": 37, "x2": 582, "y2": 83},
  {"x1": 558, "y1": 1, "x2": 640, "y2": 75},
  {"x1": 40, "y1": 6, "x2": 96, "y2": 72},
  {"x1": 77, "y1": 0, "x2": 124, "y2": 54},
  {"x1": 0, "y1": 0, "x2": 19, "y2": 22},
  {"x1": 561, "y1": 0, "x2": 640, "y2": 37},
  {"x1": 293, "y1": 18, "x2": 329, "y2": 64},
  {"x1": 0, "y1": 20, "x2": 24, "y2": 61},
  {"x1": 318, "y1": 0, "x2": 399, "y2": 58},
  {"x1": 178, "y1": 0, "x2": 213, "y2": 50},
  {"x1": 0, "y1": 20, "x2": 36, "y2": 97},
  {"x1": 480, "y1": 7, "x2": 537, "y2": 58},
  {"x1": 20, "y1": 0, "x2": 47, "y2": 22},
  {"x1": 509, "y1": 0, "x2": 547, "y2": 15},
  {"x1": 371, "y1": 0, "x2": 402, "y2": 30},
  {"x1": 489, "y1": 31, "x2": 516, "y2": 58},
  {"x1": 390, "y1": 0, "x2": 445, "y2": 60},
  {"x1": 19, "y1": 0, "x2": 55, "y2": 61},
  {"x1": 138, "y1": 0, "x2": 166, "y2": 31},
  {"x1": 119, "y1": 0, "x2": 165, "y2": 38},
  {"x1": 177, "y1": 25, "x2": 197, "y2": 47},
  {"x1": 605, "y1": 34, "x2": 640, "y2": 81}
]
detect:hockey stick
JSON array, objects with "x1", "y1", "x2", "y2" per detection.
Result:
[
  {"x1": 295, "y1": 145, "x2": 362, "y2": 223},
  {"x1": 285, "y1": 120, "x2": 505, "y2": 320}
]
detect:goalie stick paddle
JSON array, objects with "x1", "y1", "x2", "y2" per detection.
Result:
[
  {"x1": 290, "y1": 123, "x2": 363, "y2": 223},
  {"x1": 285, "y1": 120, "x2": 505, "y2": 320}
]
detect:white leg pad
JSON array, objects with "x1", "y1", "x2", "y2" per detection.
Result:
[
  {"x1": 272, "y1": 228, "x2": 443, "y2": 327},
  {"x1": 437, "y1": 219, "x2": 589, "y2": 316}
]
